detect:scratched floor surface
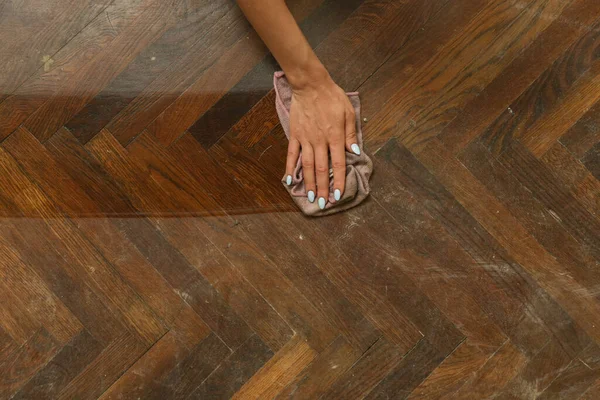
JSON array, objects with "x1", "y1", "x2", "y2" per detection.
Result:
[{"x1": 1, "y1": 0, "x2": 600, "y2": 398}]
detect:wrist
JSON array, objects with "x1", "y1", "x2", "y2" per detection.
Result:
[{"x1": 285, "y1": 57, "x2": 332, "y2": 91}]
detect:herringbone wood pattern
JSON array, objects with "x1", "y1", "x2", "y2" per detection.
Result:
[{"x1": 1, "y1": 0, "x2": 600, "y2": 398}]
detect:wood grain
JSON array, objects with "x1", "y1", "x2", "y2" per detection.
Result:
[{"x1": 2, "y1": 0, "x2": 600, "y2": 397}]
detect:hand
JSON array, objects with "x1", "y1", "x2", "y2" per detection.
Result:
[{"x1": 285, "y1": 72, "x2": 360, "y2": 209}]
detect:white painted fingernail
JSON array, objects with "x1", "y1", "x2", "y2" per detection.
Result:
[
  {"x1": 286, "y1": 175, "x2": 292, "y2": 185},
  {"x1": 308, "y1": 191, "x2": 315, "y2": 203},
  {"x1": 318, "y1": 197, "x2": 326, "y2": 210},
  {"x1": 351, "y1": 144, "x2": 361, "y2": 155},
  {"x1": 334, "y1": 189, "x2": 341, "y2": 201}
]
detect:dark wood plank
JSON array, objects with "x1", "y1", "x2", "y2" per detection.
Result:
[
  {"x1": 363, "y1": 0, "x2": 574, "y2": 151},
  {"x1": 377, "y1": 139, "x2": 595, "y2": 358},
  {"x1": 232, "y1": 335, "x2": 316, "y2": 399},
  {"x1": 364, "y1": 338, "x2": 446, "y2": 400},
  {"x1": 451, "y1": 341, "x2": 527, "y2": 399},
  {"x1": 496, "y1": 339, "x2": 572, "y2": 399},
  {"x1": 560, "y1": 98, "x2": 600, "y2": 158},
  {"x1": 135, "y1": 0, "x2": 326, "y2": 147},
  {"x1": 56, "y1": 332, "x2": 147, "y2": 400},
  {"x1": 12, "y1": 330, "x2": 103, "y2": 400},
  {"x1": 64, "y1": 0, "x2": 232, "y2": 144},
  {"x1": 0, "y1": 242, "x2": 81, "y2": 345},
  {"x1": 0, "y1": 0, "x2": 113, "y2": 97},
  {"x1": 583, "y1": 141, "x2": 600, "y2": 179},
  {"x1": 0, "y1": 328, "x2": 59, "y2": 399},
  {"x1": 537, "y1": 358, "x2": 600, "y2": 399},
  {"x1": 188, "y1": 335, "x2": 273, "y2": 400},
  {"x1": 147, "y1": 333, "x2": 231, "y2": 399},
  {"x1": 413, "y1": 138, "x2": 600, "y2": 346},
  {"x1": 0, "y1": 0, "x2": 159, "y2": 140},
  {"x1": 0, "y1": 134, "x2": 167, "y2": 346},
  {"x1": 405, "y1": 340, "x2": 493, "y2": 399},
  {"x1": 22, "y1": 0, "x2": 176, "y2": 141},
  {"x1": 322, "y1": 337, "x2": 409, "y2": 399},
  {"x1": 461, "y1": 140, "x2": 600, "y2": 301},
  {"x1": 126, "y1": 132, "x2": 338, "y2": 352},
  {"x1": 438, "y1": 0, "x2": 600, "y2": 154},
  {"x1": 85, "y1": 131, "x2": 296, "y2": 352},
  {"x1": 275, "y1": 336, "x2": 363, "y2": 400}
]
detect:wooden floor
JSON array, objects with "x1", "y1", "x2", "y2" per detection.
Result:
[{"x1": 1, "y1": 0, "x2": 600, "y2": 398}]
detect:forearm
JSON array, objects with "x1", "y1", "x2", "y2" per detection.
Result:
[{"x1": 236, "y1": 0, "x2": 329, "y2": 89}]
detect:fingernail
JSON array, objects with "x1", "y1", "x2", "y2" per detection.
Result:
[
  {"x1": 318, "y1": 197, "x2": 326, "y2": 210},
  {"x1": 286, "y1": 175, "x2": 292, "y2": 185},
  {"x1": 351, "y1": 144, "x2": 361, "y2": 155},
  {"x1": 334, "y1": 189, "x2": 341, "y2": 201},
  {"x1": 308, "y1": 191, "x2": 315, "y2": 203}
]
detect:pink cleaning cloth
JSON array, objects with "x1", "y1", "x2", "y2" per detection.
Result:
[{"x1": 274, "y1": 71, "x2": 373, "y2": 217}]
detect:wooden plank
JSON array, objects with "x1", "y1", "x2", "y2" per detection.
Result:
[
  {"x1": 274, "y1": 336, "x2": 363, "y2": 399},
  {"x1": 438, "y1": 0, "x2": 600, "y2": 154},
  {"x1": 498, "y1": 140, "x2": 600, "y2": 261},
  {"x1": 12, "y1": 330, "x2": 103, "y2": 400},
  {"x1": 0, "y1": 240, "x2": 82, "y2": 345},
  {"x1": 369, "y1": 155, "x2": 507, "y2": 350},
  {"x1": 560, "y1": 98, "x2": 600, "y2": 158},
  {"x1": 322, "y1": 337, "x2": 409, "y2": 399},
  {"x1": 124, "y1": 132, "x2": 338, "y2": 352},
  {"x1": 363, "y1": 0, "x2": 574, "y2": 151},
  {"x1": 84, "y1": 131, "x2": 299, "y2": 352},
  {"x1": 542, "y1": 142, "x2": 600, "y2": 219},
  {"x1": 520, "y1": 61, "x2": 600, "y2": 157},
  {"x1": 451, "y1": 341, "x2": 527, "y2": 399},
  {"x1": 104, "y1": 2, "x2": 249, "y2": 146},
  {"x1": 477, "y1": 21, "x2": 600, "y2": 157},
  {"x1": 1, "y1": 218, "x2": 130, "y2": 346},
  {"x1": 0, "y1": 0, "x2": 113, "y2": 97},
  {"x1": 496, "y1": 339, "x2": 572, "y2": 399},
  {"x1": 98, "y1": 330, "x2": 203, "y2": 399},
  {"x1": 583, "y1": 141, "x2": 600, "y2": 179},
  {"x1": 172, "y1": 133, "x2": 378, "y2": 351},
  {"x1": 537, "y1": 358, "x2": 600, "y2": 399},
  {"x1": 22, "y1": 0, "x2": 177, "y2": 141},
  {"x1": 461, "y1": 140, "x2": 600, "y2": 302},
  {"x1": 406, "y1": 341, "x2": 493, "y2": 400},
  {"x1": 146, "y1": 333, "x2": 231, "y2": 399},
  {"x1": 364, "y1": 338, "x2": 446, "y2": 400},
  {"x1": 0, "y1": 0, "x2": 160, "y2": 140},
  {"x1": 0, "y1": 137, "x2": 166, "y2": 346},
  {"x1": 0, "y1": 281, "x2": 41, "y2": 344},
  {"x1": 56, "y1": 332, "x2": 146, "y2": 400},
  {"x1": 0, "y1": 328, "x2": 59, "y2": 399},
  {"x1": 414, "y1": 138, "x2": 600, "y2": 348},
  {"x1": 232, "y1": 335, "x2": 317, "y2": 399},
  {"x1": 65, "y1": 0, "x2": 233, "y2": 144},
  {"x1": 189, "y1": 335, "x2": 274, "y2": 400},
  {"x1": 377, "y1": 139, "x2": 591, "y2": 357}
]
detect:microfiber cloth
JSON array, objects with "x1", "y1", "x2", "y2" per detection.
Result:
[{"x1": 274, "y1": 71, "x2": 373, "y2": 217}]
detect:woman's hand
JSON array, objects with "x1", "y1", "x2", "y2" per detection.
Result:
[{"x1": 285, "y1": 71, "x2": 360, "y2": 209}]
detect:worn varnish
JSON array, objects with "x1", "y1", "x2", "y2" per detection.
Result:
[{"x1": 1, "y1": 0, "x2": 600, "y2": 398}]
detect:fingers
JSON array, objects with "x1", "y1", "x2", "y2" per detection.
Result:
[
  {"x1": 345, "y1": 108, "x2": 360, "y2": 155},
  {"x1": 315, "y1": 145, "x2": 330, "y2": 210},
  {"x1": 301, "y1": 143, "x2": 316, "y2": 204},
  {"x1": 284, "y1": 138, "x2": 300, "y2": 186},
  {"x1": 330, "y1": 138, "x2": 346, "y2": 202}
]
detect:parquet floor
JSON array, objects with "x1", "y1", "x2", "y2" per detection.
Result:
[{"x1": 1, "y1": 0, "x2": 600, "y2": 398}]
